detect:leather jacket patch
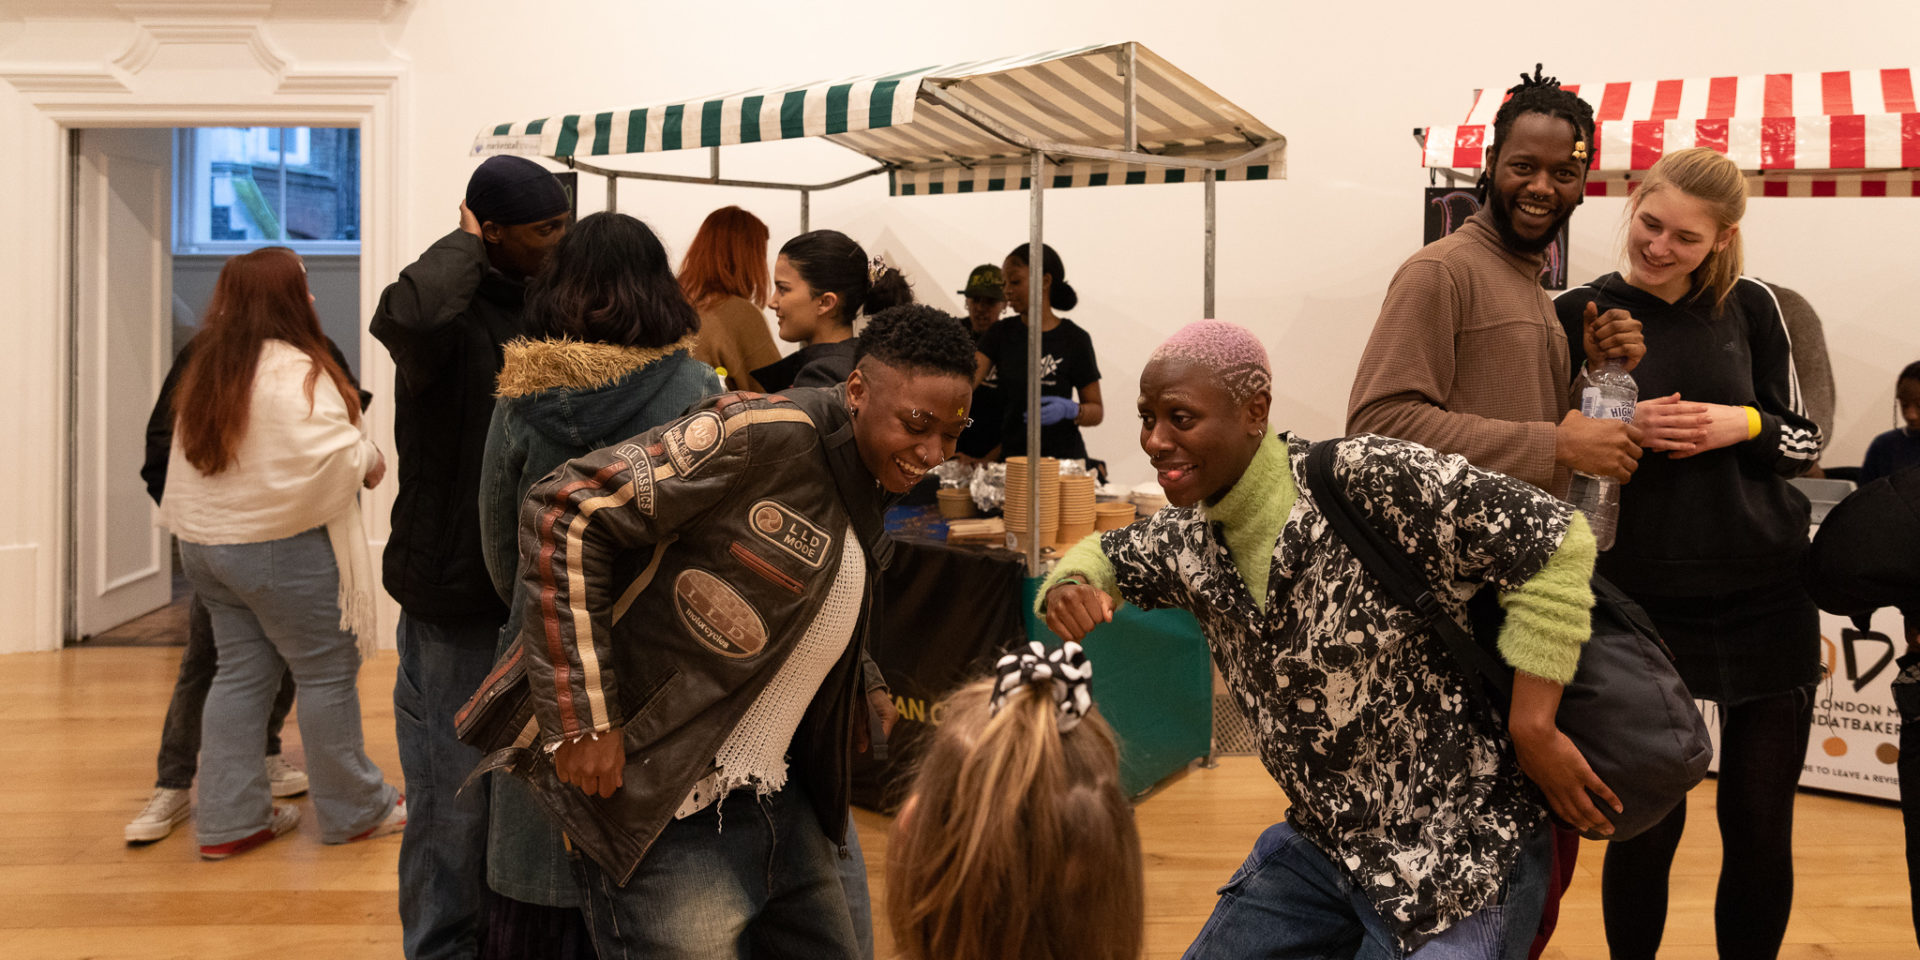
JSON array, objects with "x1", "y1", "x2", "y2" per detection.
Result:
[
  {"x1": 663, "y1": 411, "x2": 725, "y2": 476},
  {"x1": 748, "y1": 499, "x2": 830, "y2": 568},
  {"x1": 673, "y1": 568, "x2": 769, "y2": 659},
  {"x1": 612, "y1": 442, "x2": 656, "y2": 517}
]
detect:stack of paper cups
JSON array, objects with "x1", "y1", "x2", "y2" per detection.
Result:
[
  {"x1": 1003, "y1": 456, "x2": 1060, "y2": 551},
  {"x1": 1056, "y1": 474, "x2": 1098, "y2": 546}
]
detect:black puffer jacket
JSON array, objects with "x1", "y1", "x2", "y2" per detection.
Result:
[
  {"x1": 371, "y1": 229, "x2": 533, "y2": 623},
  {"x1": 457, "y1": 385, "x2": 893, "y2": 884}
]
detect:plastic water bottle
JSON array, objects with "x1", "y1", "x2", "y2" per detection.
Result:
[{"x1": 1568, "y1": 358, "x2": 1637, "y2": 551}]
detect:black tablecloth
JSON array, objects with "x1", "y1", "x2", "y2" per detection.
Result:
[{"x1": 851, "y1": 535, "x2": 1029, "y2": 811}]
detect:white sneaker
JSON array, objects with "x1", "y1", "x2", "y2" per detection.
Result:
[
  {"x1": 346, "y1": 793, "x2": 407, "y2": 843},
  {"x1": 125, "y1": 787, "x2": 191, "y2": 844},
  {"x1": 266, "y1": 754, "x2": 309, "y2": 798}
]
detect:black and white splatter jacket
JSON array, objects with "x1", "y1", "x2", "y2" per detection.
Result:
[{"x1": 1098, "y1": 433, "x2": 1575, "y2": 948}]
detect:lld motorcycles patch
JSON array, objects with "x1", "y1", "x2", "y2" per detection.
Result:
[
  {"x1": 663, "y1": 411, "x2": 724, "y2": 476},
  {"x1": 747, "y1": 499, "x2": 830, "y2": 568},
  {"x1": 612, "y1": 442, "x2": 655, "y2": 516},
  {"x1": 673, "y1": 568, "x2": 768, "y2": 659}
]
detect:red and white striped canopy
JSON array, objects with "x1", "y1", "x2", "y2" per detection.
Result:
[{"x1": 1421, "y1": 69, "x2": 1920, "y2": 197}]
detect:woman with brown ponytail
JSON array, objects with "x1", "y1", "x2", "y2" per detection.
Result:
[{"x1": 887, "y1": 642, "x2": 1143, "y2": 960}]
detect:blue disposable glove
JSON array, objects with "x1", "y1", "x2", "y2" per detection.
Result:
[{"x1": 1026, "y1": 395, "x2": 1080, "y2": 426}]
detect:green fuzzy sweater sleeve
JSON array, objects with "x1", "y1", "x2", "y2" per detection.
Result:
[
  {"x1": 1494, "y1": 511, "x2": 1597, "y2": 685},
  {"x1": 1035, "y1": 532, "x2": 1120, "y2": 615}
]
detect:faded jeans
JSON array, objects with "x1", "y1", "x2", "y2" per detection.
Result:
[
  {"x1": 572, "y1": 782, "x2": 859, "y2": 960},
  {"x1": 1183, "y1": 820, "x2": 1553, "y2": 960},
  {"x1": 154, "y1": 593, "x2": 295, "y2": 790},
  {"x1": 180, "y1": 529, "x2": 396, "y2": 846}
]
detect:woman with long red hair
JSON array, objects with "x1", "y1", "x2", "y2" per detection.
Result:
[
  {"x1": 163, "y1": 246, "x2": 404, "y2": 860},
  {"x1": 679, "y1": 205, "x2": 782, "y2": 391}
]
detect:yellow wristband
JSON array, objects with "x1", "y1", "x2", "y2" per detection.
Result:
[{"x1": 1744, "y1": 406, "x2": 1762, "y2": 440}]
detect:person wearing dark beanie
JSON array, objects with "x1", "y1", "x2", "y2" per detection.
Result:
[{"x1": 370, "y1": 156, "x2": 570, "y2": 960}]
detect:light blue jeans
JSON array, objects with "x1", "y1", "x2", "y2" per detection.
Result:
[
  {"x1": 1182, "y1": 819, "x2": 1553, "y2": 960},
  {"x1": 181, "y1": 528, "x2": 397, "y2": 846}
]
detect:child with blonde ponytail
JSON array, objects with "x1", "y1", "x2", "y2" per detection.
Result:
[
  {"x1": 886, "y1": 642, "x2": 1143, "y2": 960},
  {"x1": 1555, "y1": 146, "x2": 1825, "y2": 960}
]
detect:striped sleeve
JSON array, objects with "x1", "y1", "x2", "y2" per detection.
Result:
[
  {"x1": 515, "y1": 402, "x2": 812, "y2": 748},
  {"x1": 1740, "y1": 279, "x2": 1824, "y2": 476}
]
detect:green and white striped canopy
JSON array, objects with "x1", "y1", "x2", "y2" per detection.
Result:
[{"x1": 471, "y1": 42, "x2": 1285, "y2": 195}]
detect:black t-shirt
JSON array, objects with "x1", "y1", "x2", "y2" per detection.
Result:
[
  {"x1": 976, "y1": 317, "x2": 1100, "y2": 460},
  {"x1": 957, "y1": 326, "x2": 1006, "y2": 458}
]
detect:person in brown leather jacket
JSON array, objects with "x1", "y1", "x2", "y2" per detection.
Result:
[{"x1": 460, "y1": 304, "x2": 976, "y2": 958}]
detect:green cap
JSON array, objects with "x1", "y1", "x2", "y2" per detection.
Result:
[{"x1": 958, "y1": 264, "x2": 1005, "y2": 300}]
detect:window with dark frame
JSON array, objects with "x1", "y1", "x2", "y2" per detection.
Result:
[{"x1": 173, "y1": 126, "x2": 360, "y2": 253}]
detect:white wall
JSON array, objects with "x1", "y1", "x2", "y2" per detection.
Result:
[
  {"x1": 388, "y1": 0, "x2": 1920, "y2": 484},
  {"x1": 2, "y1": 0, "x2": 1917, "y2": 650}
]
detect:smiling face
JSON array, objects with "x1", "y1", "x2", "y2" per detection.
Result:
[
  {"x1": 846, "y1": 360, "x2": 973, "y2": 493},
  {"x1": 1626, "y1": 186, "x2": 1735, "y2": 302},
  {"x1": 1136, "y1": 358, "x2": 1269, "y2": 507},
  {"x1": 770, "y1": 254, "x2": 838, "y2": 344},
  {"x1": 1486, "y1": 112, "x2": 1588, "y2": 254}
]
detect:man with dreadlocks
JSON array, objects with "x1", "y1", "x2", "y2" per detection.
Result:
[{"x1": 1347, "y1": 65, "x2": 1646, "y2": 958}]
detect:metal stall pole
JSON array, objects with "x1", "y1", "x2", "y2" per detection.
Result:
[
  {"x1": 606, "y1": 172, "x2": 618, "y2": 213},
  {"x1": 1204, "y1": 172, "x2": 1217, "y2": 317},
  {"x1": 1025, "y1": 151, "x2": 1046, "y2": 571},
  {"x1": 800, "y1": 189, "x2": 810, "y2": 233}
]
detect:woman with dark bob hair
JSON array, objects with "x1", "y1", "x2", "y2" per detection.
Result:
[{"x1": 475, "y1": 211, "x2": 717, "y2": 953}]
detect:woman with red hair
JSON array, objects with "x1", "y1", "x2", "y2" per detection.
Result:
[
  {"x1": 680, "y1": 205, "x2": 781, "y2": 391},
  {"x1": 163, "y1": 247, "x2": 403, "y2": 860}
]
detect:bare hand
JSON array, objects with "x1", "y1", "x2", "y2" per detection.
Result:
[
  {"x1": 1043, "y1": 583, "x2": 1114, "y2": 642},
  {"x1": 363, "y1": 448, "x2": 387, "y2": 489},
  {"x1": 554, "y1": 729, "x2": 625, "y2": 798},
  {"x1": 1512, "y1": 723, "x2": 1621, "y2": 837},
  {"x1": 855, "y1": 687, "x2": 899, "y2": 753},
  {"x1": 1554, "y1": 410, "x2": 1643, "y2": 482},
  {"x1": 458, "y1": 200, "x2": 482, "y2": 237},
  {"x1": 1668, "y1": 403, "x2": 1754, "y2": 459},
  {"x1": 1633, "y1": 394, "x2": 1711, "y2": 453},
  {"x1": 1583, "y1": 301, "x2": 1646, "y2": 373}
]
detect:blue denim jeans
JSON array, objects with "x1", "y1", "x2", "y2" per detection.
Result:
[
  {"x1": 1182, "y1": 819, "x2": 1552, "y2": 960},
  {"x1": 180, "y1": 530, "x2": 397, "y2": 846},
  {"x1": 394, "y1": 611, "x2": 499, "y2": 960},
  {"x1": 838, "y1": 818, "x2": 873, "y2": 960},
  {"x1": 155, "y1": 593, "x2": 296, "y2": 790},
  {"x1": 571, "y1": 782, "x2": 858, "y2": 960}
]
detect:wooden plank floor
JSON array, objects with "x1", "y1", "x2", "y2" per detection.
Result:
[{"x1": 2, "y1": 646, "x2": 1911, "y2": 958}]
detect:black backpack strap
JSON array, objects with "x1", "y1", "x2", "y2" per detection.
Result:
[{"x1": 1303, "y1": 440, "x2": 1512, "y2": 699}]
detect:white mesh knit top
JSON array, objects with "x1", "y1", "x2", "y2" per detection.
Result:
[{"x1": 677, "y1": 530, "x2": 864, "y2": 818}]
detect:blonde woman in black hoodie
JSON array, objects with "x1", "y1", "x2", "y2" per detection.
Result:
[{"x1": 1555, "y1": 147, "x2": 1824, "y2": 960}]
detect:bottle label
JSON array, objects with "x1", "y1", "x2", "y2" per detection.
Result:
[{"x1": 1580, "y1": 387, "x2": 1635, "y2": 423}]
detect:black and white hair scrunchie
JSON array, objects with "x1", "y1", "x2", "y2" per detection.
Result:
[{"x1": 989, "y1": 641, "x2": 1093, "y2": 732}]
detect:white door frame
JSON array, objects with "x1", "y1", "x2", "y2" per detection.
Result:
[{"x1": 0, "y1": 16, "x2": 407, "y2": 652}]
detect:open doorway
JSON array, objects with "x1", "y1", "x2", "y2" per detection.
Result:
[{"x1": 70, "y1": 125, "x2": 362, "y2": 645}]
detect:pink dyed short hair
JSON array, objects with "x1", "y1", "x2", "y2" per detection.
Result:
[{"x1": 1148, "y1": 320, "x2": 1272, "y2": 405}]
